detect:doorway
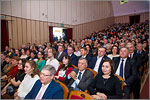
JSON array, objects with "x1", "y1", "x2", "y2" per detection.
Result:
[
  {"x1": 129, "y1": 15, "x2": 140, "y2": 25},
  {"x1": 1, "y1": 20, "x2": 9, "y2": 52}
]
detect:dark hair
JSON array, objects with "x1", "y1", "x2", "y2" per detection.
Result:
[
  {"x1": 16, "y1": 59, "x2": 27, "y2": 77},
  {"x1": 26, "y1": 60, "x2": 40, "y2": 78},
  {"x1": 59, "y1": 55, "x2": 72, "y2": 71},
  {"x1": 111, "y1": 45, "x2": 119, "y2": 54},
  {"x1": 38, "y1": 51, "x2": 45, "y2": 60},
  {"x1": 101, "y1": 59, "x2": 115, "y2": 76}
]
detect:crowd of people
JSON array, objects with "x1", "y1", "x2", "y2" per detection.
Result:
[{"x1": 1, "y1": 20, "x2": 149, "y2": 99}]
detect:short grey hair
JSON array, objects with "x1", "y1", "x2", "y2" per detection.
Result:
[
  {"x1": 78, "y1": 58, "x2": 88, "y2": 66},
  {"x1": 42, "y1": 65, "x2": 56, "y2": 75}
]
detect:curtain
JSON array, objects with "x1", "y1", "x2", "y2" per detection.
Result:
[
  {"x1": 49, "y1": 26, "x2": 54, "y2": 43},
  {"x1": 66, "y1": 28, "x2": 72, "y2": 42}
]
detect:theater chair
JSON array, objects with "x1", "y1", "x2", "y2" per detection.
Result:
[{"x1": 68, "y1": 90, "x2": 94, "y2": 99}]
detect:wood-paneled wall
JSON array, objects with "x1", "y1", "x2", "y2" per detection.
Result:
[
  {"x1": 3, "y1": 14, "x2": 114, "y2": 49},
  {"x1": 114, "y1": 12, "x2": 149, "y2": 24}
]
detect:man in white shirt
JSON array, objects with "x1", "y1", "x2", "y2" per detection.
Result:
[
  {"x1": 89, "y1": 47, "x2": 110, "y2": 74},
  {"x1": 46, "y1": 48, "x2": 60, "y2": 71},
  {"x1": 25, "y1": 65, "x2": 63, "y2": 99}
]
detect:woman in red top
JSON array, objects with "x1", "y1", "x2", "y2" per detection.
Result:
[{"x1": 55, "y1": 55, "x2": 73, "y2": 82}]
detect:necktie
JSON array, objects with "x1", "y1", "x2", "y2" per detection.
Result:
[
  {"x1": 74, "y1": 72, "x2": 82, "y2": 90},
  {"x1": 119, "y1": 60, "x2": 124, "y2": 78},
  {"x1": 130, "y1": 54, "x2": 132, "y2": 59},
  {"x1": 78, "y1": 72, "x2": 82, "y2": 80},
  {"x1": 36, "y1": 84, "x2": 45, "y2": 99}
]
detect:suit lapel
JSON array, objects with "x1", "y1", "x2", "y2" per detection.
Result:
[
  {"x1": 42, "y1": 80, "x2": 55, "y2": 99},
  {"x1": 115, "y1": 57, "x2": 120, "y2": 72},
  {"x1": 80, "y1": 70, "x2": 87, "y2": 82}
]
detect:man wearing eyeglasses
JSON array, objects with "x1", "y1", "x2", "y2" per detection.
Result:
[{"x1": 25, "y1": 65, "x2": 63, "y2": 99}]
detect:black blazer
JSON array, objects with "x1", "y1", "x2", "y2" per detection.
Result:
[
  {"x1": 88, "y1": 55, "x2": 110, "y2": 74},
  {"x1": 78, "y1": 55, "x2": 92, "y2": 65},
  {"x1": 64, "y1": 68, "x2": 93, "y2": 91},
  {"x1": 69, "y1": 53, "x2": 78, "y2": 66},
  {"x1": 112, "y1": 57, "x2": 136, "y2": 87},
  {"x1": 56, "y1": 51, "x2": 66, "y2": 62}
]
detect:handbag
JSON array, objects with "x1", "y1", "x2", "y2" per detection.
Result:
[{"x1": 6, "y1": 84, "x2": 16, "y2": 96}]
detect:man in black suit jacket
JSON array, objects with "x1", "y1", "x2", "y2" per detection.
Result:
[
  {"x1": 78, "y1": 47, "x2": 92, "y2": 65},
  {"x1": 67, "y1": 45, "x2": 78, "y2": 66},
  {"x1": 89, "y1": 47, "x2": 110, "y2": 74},
  {"x1": 113, "y1": 47, "x2": 136, "y2": 99},
  {"x1": 64, "y1": 58, "x2": 93, "y2": 92},
  {"x1": 126, "y1": 43, "x2": 141, "y2": 99},
  {"x1": 56, "y1": 45, "x2": 66, "y2": 62}
]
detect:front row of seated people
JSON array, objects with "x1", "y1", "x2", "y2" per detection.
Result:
[{"x1": 1, "y1": 54, "x2": 130, "y2": 99}]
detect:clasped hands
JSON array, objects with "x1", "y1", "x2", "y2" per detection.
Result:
[
  {"x1": 69, "y1": 71, "x2": 77, "y2": 80},
  {"x1": 92, "y1": 92, "x2": 107, "y2": 100}
]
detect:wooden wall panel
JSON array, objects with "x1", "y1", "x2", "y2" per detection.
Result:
[
  {"x1": 5, "y1": 16, "x2": 13, "y2": 48},
  {"x1": 11, "y1": 17, "x2": 18, "y2": 49},
  {"x1": 17, "y1": 18, "x2": 22, "y2": 48},
  {"x1": 26, "y1": 20, "x2": 32, "y2": 44},
  {"x1": 31, "y1": 20, "x2": 36, "y2": 44},
  {"x1": 22, "y1": 19, "x2": 27, "y2": 45},
  {"x1": 43, "y1": 22, "x2": 48, "y2": 43},
  {"x1": 35, "y1": 21, "x2": 40, "y2": 45},
  {"x1": 40, "y1": 21, "x2": 44, "y2": 44}
]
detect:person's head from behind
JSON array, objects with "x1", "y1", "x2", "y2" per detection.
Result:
[
  {"x1": 40, "y1": 65, "x2": 56, "y2": 85},
  {"x1": 119, "y1": 47, "x2": 129, "y2": 59},
  {"x1": 18, "y1": 59, "x2": 27, "y2": 71},
  {"x1": 78, "y1": 58, "x2": 88, "y2": 71},
  {"x1": 24, "y1": 60, "x2": 39, "y2": 78},
  {"x1": 97, "y1": 47, "x2": 106, "y2": 57},
  {"x1": 101, "y1": 59, "x2": 115, "y2": 76},
  {"x1": 62, "y1": 55, "x2": 72, "y2": 67},
  {"x1": 47, "y1": 48, "x2": 56, "y2": 58},
  {"x1": 80, "y1": 47, "x2": 87, "y2": 56}
]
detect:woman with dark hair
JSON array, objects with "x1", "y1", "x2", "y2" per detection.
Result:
[
  {"x1": 29, "y1": 50, "x2": 38, "y2": 62},
  {"x1": 55, "y1": 55, "x2": 73, "y2": 82},
  {"x1": 1, "y1": 59, "x2": 26, "y2": 97},
  {"x1": 108, "y1": 45, "x2": 119, "y2": 59},
  {"x1": 20, "y1": 49, "x2": 28, "y2": 59},
  {"x1": 14, "y1": 60, "x2": 40, "y2": 99},
  {"x1": 36, "y1": 51, "x2": 46, "y2": 72},
  {"x1": 87, "y1": 59, "x2": 122, "y2": 99}
]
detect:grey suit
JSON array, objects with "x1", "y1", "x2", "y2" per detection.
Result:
[
  {"x1": 56, "y1": 51, "x2": 66, "y2": 62},
  {"x1": 64, "y1": 68, "x2": 93, "y2": 92}
]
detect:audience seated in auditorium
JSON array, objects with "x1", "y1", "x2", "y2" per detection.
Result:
[
  {"x1": 56, "y1": 45, "x2": 66, "y2": 62},
  {"x1": 25, "y1": 65, "x2": 63, "y2": 99},
  {"x1": 64, "y1": 58, "x2": 93, "y2": 92},
  {"x1": 55, "y1": 55, "x2": 74, "y2": 82},
  {"x1": 87, "y1": 59, "x2": 122, "y2": 99},
  {"x1": 36, "y1": 51, "x2": 46, "y2": 72},
  {"x1": 1, "y1": 59, "x2": 26, "y2": 98},
  {"x1": 14, "y1": 60, "x2": 40, "y2": 99},
  {"x1": 46, "y1": 48, "x2": 60, "y2": 71}
]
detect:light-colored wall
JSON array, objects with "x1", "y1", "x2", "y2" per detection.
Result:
[
  {"x1": 1, "y1": 0, "x2": 114, "y2": 25},
  {"x1": 114, "y1": 12, "x2": 149, "y2": 24},
  {"x1": 112, "y1": 1, "x2": 149, "y2": 17},
  {"x1": 3, "y1": 15, "x2": 114, "y2": 49}
]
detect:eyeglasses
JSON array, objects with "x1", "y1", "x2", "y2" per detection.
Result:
[{"x1": 40, "y1": 73, "x2": 51, "y2": 77}]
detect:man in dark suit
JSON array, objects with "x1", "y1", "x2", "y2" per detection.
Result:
[
  {"x1": 78, "y1": 47, "x2": 92, "y2": 65},
  {"x1": 67, "y1": 45, "x2": 78, "y2": 66},
  {"x1": 126, "y1": 43, "x2": 141, "y2": 99},
  {"x1": 25, "y1": 65, "x2": 63, "y2": 99},
  {"x1": 56, "y1": 45, "x2": 66, "y2": 62},
  {"x1": 112, "y1": 47, "x2": 136, "y2": 99},
  {"x1": 64, "y1": 58, "x2": 93, "y2": 92},
  {"x1": 89, "y1": 47, "x2": 110, "y2": 74}
]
